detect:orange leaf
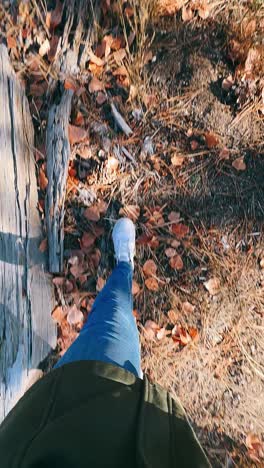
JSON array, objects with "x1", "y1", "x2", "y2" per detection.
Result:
[
  {"x1": 171, "y1": 154, "x2": 184, "y2": 167},
  {"x1": 145, "y1": 277, "x2": 159, "y2": 291},
  {"x1": 189, "y1": 327, "x2": 199, "y2": 341},
  {"x1": 232, "y1": 157, "x2": 246, "y2": 171},
  {"x1": 67, "y1": 304, "x2": 83, "y2": 325},
  {"x1": 205, "y1": 132, "x2": 219, "y2": 149},
  {"x1": 182, "y1": 6, "x2": 193, "y2": 21},
  {"x1": 111, "y1": 37, "x2": 122, "y2": 50},
  {"x1": 165, "y1": 247, "x2": 177, "y2": 258},
  {"x1": 7, "y1": 36, "x2": 17, "y2": 49},
  {"x1": 64, "y1": 78, "x2": 78, "y2": 91},
  {"x1": 39, "y1": 168, "x2": 48, "y2": 190},
  {"x1": 52, "y1": 305, "x2": 65, "y2": 324},
  {"x1": 46, "y1": 0, "x2": 63, "y2": 30},
  {"x1": 204, "y1": 277, "x2": 220, "y2": 295},
  {"x1": 119, "y1": 205, "x2": 140, "y2": 222},
  {"x1": 88, "y1": 76, "x2": 105, "y2": 93},
  {"x1": 171, "y1": 223, "x2": 189, "y2": 238},
  {"x1": 39, "y1": 238, "x2": 48, "y2": 253},
  {"x1": 182, "y1": 301, "x2": 195, "y2": 314},
  {"x1": 143, "y1": 259, "x2": 157, "y2": 277},
  {"x1": 132, "y1": 280, "x2": 140, "y2": 295},
  {"x1": 68, "y1": 125, "x2": 87, "y2": 145},
  {"x1": 84, "y1": 206, "x2": 100, "y2": 222},
  {"x1": 168, "y1": 309, "x2": 179, "y2": 324},
  {"x1": 81, "y1": 232, "x2": 96, "y2": 249},
  {"x1": 169, "y1": 255, "x2": 184, "y2": 270}
]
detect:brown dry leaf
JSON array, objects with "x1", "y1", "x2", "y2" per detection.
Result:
[
  {"x1": 39, "y1": 168, "x2": 48, "y2": 191},
  {"x1": 145, "y1": 277, "x2": 159, "y2": 292},
  {"x1": 157, "y1": 0, "x2": 183, "y2": 16},
  {"x1": 169, "y1": 255, "x2": 184, "y2": 270},
  {"x1": 81, "y1": 232, "x2": 96, "y2": 249},
  {"x1": 246, "y1": 433, "x2": 264, "y2": 462},
  {"x1": 89, "y1": 50, "x2": 105, "y2": 67},
  {"x1": 168, "y1": 211, "x2": 180, "y2": 223},
  {"x1": 119, "y1": 205, "x2": 140, "y2": 222},
  {"x1": 39, "y1": 238, "x2": 48, "y2": 253},
  {"x1": 182, "y1": 301, "x2": 195, "y2": 314},
  {"x1": 189, "y1": 327, "x2": 199, "y2": 342},
  {"x1": 198, "y1": 4, "x2": 210, "y2": 19},
  {"x1": 144, "y1": 320, "x2": 160, "y2": 340},
  {"x1": 171, "y1": 223, "x2": 189, "y2": 238},
  {"x1": 68, "y1": 125, "x2": 87, "y2": 145},
  {"x1": 39, "y1": 39, "x2": 50, "y2": 57},
  {"x1": 205, "y1": 132, "x2": 219, "y2": 149},
  {"x1": 113, "y1": 66, "x2": 129, "y2": 77},
  {"x1": 46, "y1": 0, "x2": 63, "y2": 30},
  {"x1": 107, "y1": 156, "x2": 119, "y2": 172},
  {"x1": 204, "y1": 277, "x2": 220, "y2": 295},
  {"x1": 113, "y1": 48, "x2": 126, "y2": 62},
  {"x1": 64, "y1": 78, "x2": 78, "y2": 91},
  {"x1": 96, "y1": 92, "x2": 107, "y2": 105},
  {"x1": 84, "y1": 206, "x2": 100, "y2": 222},
  {"x1": 52, "y1": 305, "x2": 65, "y2": 324},
  {"x1": 143, "y1": 259, "x2": 157, "y2": 277},
  {"x1": 157, "y1": 327, "x2": 166, "y2": 341},
  {"x1": 132, "y1": 280, "x2": 140, "y2": 295},
  {"x1": 182, "y1": 6, "x2": 193, "y2": 22},
  {"x1": 89, "y1": 76, "x2": 104, "y2": 93},
  {"x1": 168, "y1": 309, "x2": 179, "y2": 324},
  {"x1": 165, "y1": 247, "x2": 177, "y2": 258},
  {"x1": 171, "y1": 239, "x2": 181, "y2": 248},
  {"x1": 67, "y1": 304, "x2": 83, "y2": 326},
  {"x1": 172, "y1": 325, "x2": 191, "y2": 346},
  {"x1": 219, "y1": 148, "x2": 230, "y2": 160},
  {"x1": 232, "y1": 157, "x2": 246, "y2": 171},
  {"x1": 48, "y1": 35, "x2": 59, "y2": 61},
  {"x1": 96, "y1": 277, "x2": 106, "y2": 292},
  {"x1": 7, "y1": 36, "x2": 17, "y2": 49},
  {"x1": 171, "y1": 154, "x2": 184, "y2": 167}
]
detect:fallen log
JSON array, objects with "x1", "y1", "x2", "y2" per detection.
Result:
[{"x1": 0, "y1": 44, "x2": 56, "y2": 422}]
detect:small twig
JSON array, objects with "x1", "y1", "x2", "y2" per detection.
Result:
[
  {"x1": 110, "y1": 102, "x2": 133, "y2": 136},
  {"x1": 121, "y1": 146, "x2": 137, "y2": 166}
]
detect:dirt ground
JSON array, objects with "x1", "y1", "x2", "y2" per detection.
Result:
[{"x1": 1, "y1": 1, "x2": 264, "y2": 466}]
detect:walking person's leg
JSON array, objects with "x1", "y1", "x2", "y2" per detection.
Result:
[{"x1": 54, "y1": 218, "x2": 141, "y2": 378}]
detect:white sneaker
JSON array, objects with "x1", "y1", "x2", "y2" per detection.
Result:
[{"x1": 112, "y1": 218, "x2": 136, "y2": 269}]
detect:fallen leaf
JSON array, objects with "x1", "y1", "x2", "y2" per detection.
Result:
[
  {"x1": 204, "y1": 277, "x2": 220, "y2": 295},
  {"x1": 7, "y1": 36, "x2": 16, "y2": 49},
  {"x1": 143, "y1": 259, "x2": 157, "y2": 277},
  {"x1": 113, "y1": 48, "x2": 126, "y2": 62},
  {"x1": 145, "y1": 277, "x2": 159, "y2": 291},
  {"x1": 96, "y1": 277, "x2": 106, "y2": 291},
  {"x1": 198, "y1": 4, "x2": 210, "y2": 19},
  {"x1": 39, "y1": 238, "x2": 48, "y2": 253},
  {"x1": 96, "y1": 92, "x2": 107, "y2": 105},
  {"x1": 246, "y1": 433, "x2": 264, "y2": 462},
  {"x1": 89, "y1": 76, "x2": 104, "y2": 93},
  {"x1": 48, "y1": 35, "x2": 59, "y2": 61},
  {"x1": 39, "y1": 39, "x2": 50, "y2": 57},
  {"x1": 39, "y1": 168, "x2": 48, "y2": 190},
  {"x1": 232, "y1": 157, "x2": 246, "y2": 171},
  {"x1": 81, "y1": 232, "x2": 96, "y2": 249},
  {"x1": 52, "y1": 305, "x2": 65, "y2": 324},
  {"x1": 171, "y1": 223, "x2": 189, "y2": 238},
  {"x1": 205, "y1": 132, "x2": 219, "y2": 149},
  {"x1": 168, "y1": 309, "x2": 179, "y2": 324},
  {"x1": 64, "y1": 78, "x2": 78, "y2": 91},
  {"x1": 169, "y1": 255, "x2": 184, "y2": 270},
  {"x1": 172, "y1": 325, "x2": 191, "y2": 346},
  {"x1": 89, "y1": 50, "x2": 105, "y2": 67},
  {"x1": 84, "y1": 205, "x2": 100, "y2": 222},
  {"x1": 67, "y1": 304, "x2": 83, "y2": 325},
  {"x1": 144, "y1": 320, "x2": 160, "y2": 340},
  {"x1": 46, "y1": 0, "x2": 63, "y2": 30},
  {"x1": 157, "y1": 327, "x2": 166, "y2": 340},
  {"x1": 168, "y1": 211, "x2": 180, "y2": 223},
  {"x1": 219, "y1": 148, "x2": 230, "y2": 160},
  {"x1": 182, "y1": 6, "x2": 193, "y2": 21},
  {"x1": 132, "y1": 280, "x2": 140, "y2": 295},
  {"x1": 171, "y1": 239, "x2": 181, "y2": 248},
  {"x1": 119, "y1": 205, "x2": 140, "y2": 222},
  {"x1": 68, "y1": 125, "x2": 88, "y2": 145},
  {"x1": 189, "y1": 327, "x2": 199, "y2": 341},
  {"x1": 111, "y1": 36, "x2": 122, "y2": 50},
  {"x1": 182, "y1": 301, "x2": 195, "y2": 314},
  {"x1": 165, "y1": 247, "x2": 177, "y2": 258},
  {"x1": 190, "y1": 139, "x2": 199, "y2": 150},
  {"x1": 171, "y1": 154, "x2": 184, "y2": 167}
]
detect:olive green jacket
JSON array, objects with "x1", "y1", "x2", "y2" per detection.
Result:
[{"x1": 0, "y1": 361, "x2": 210, "y2": 467}]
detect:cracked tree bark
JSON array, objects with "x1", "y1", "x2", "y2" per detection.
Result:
[
  {"x1": 46, "y1": 0, "x2": 100, "y2": 273},
  {"x1": 0, "y1": 45, "x2": 56, "y2": 423}
]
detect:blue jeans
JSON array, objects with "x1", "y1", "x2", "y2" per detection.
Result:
[{"x1": 54, "y1": 262, "x2": 141, "y2": 377}]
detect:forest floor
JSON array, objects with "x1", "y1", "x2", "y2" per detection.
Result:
[{"x1": 1, "y1": 0, "x2": 264, "y2": 466}]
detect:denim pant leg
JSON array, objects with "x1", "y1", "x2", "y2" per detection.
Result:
[{"x1": 54, "y1": 262, "x2": 141, "y2": 377}]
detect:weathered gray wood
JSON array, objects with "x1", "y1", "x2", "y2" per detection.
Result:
[
  {"x1": 46, "y1": 0, "x2": 100, "y2": 273},
  {"x1": 0, "y1": 44, "x2": 56, "y2": 422}
]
